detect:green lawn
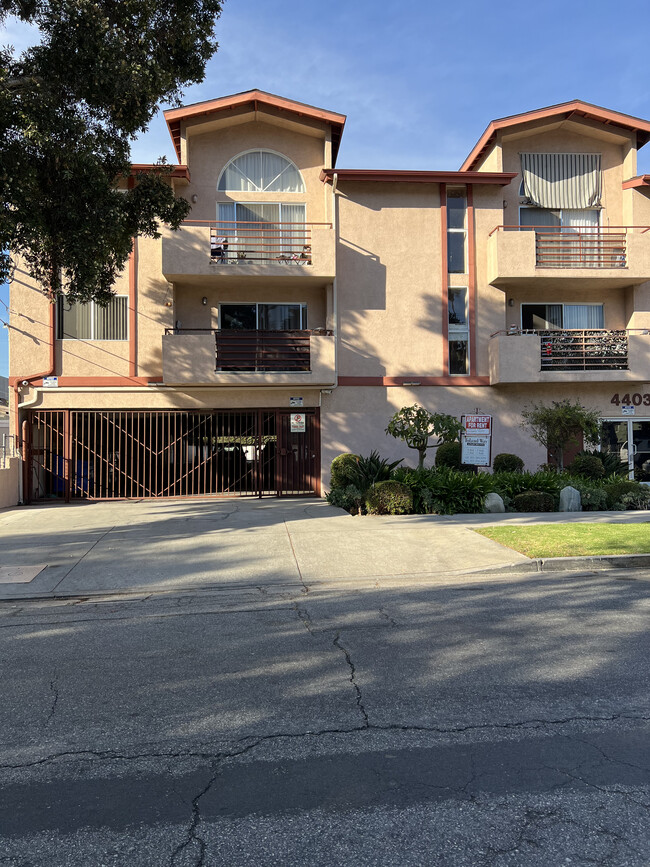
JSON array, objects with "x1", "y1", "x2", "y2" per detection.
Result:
[{"x1": 474, "y1": 523, "x2": 650, "y2": 558}]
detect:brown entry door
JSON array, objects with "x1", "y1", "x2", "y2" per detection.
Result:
[{"x1": 277, "y1": 409, "x2": 320, "y2": 496}]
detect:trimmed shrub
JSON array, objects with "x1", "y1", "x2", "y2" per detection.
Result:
[
  {"x1": 569, "y1": 454, "x2": 605, "y2": 480},
  {"x1": 325, "y1": 485, "x2": 364, "y2": 515},
  {"x1": 620, "y1": 486, "x2": 650, "y2": 510},
  {"x1": 493, "y1": 453, "x2": 524, "y2": 473},
  {"x1": 567, "y1": 479, "x2": 608, "y2": 511},
  {"x1": 489, "y1": 470, "x2": 563, "y2": 507},
  {"x1": 575, "y1": 449, "x2": 628, "y2": 477},
  {"x1": 435, "y1": 441, "x2": 462, "y2": 469},
  {"x1": 330, "y1": 453, "x2": 360, "y2": 489},
  {"x1": 366, "y1": 481, "x2": 413, "y2": 515},
  {"x1": 512, "y1": 490, "x2": 555, "y2": 512},
  {"x1": 603, "y1": 479, "x2": 644, "y2": 510}
]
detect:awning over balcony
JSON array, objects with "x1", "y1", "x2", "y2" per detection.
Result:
[{"x1": 520, "y1": 153, "x2": 602, "y2": 209}]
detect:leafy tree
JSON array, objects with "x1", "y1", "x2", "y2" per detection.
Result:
[
  {"x1": 520, "y1": 399, "x2": 600, "y2": 472},
  {"x1": 385, "y1": 404, "x2": 463, "y2": 470},
  {"x1": 0, "y1": 0, "x2": 223, "y2": 303}
]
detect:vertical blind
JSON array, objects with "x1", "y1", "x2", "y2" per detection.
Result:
[{"x1": 57, "y1": 296, "x2": 128, "y2": 340}]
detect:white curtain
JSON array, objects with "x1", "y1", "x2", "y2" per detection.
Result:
[
  {"x1": 218, "y1": 151, "x2": 305, "y2": 192},
  {"x1": 563, "y1": 304, "x2": 604, "y2": 329},
  {"x1": 521, "y1": 153, "x2": 602, "y2": 209}
]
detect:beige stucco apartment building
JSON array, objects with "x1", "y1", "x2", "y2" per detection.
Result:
[{"x1": 8, "y1": 90, "x2": 650, "y2": 501}]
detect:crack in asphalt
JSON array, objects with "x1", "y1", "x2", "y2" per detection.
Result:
[
  {"x1": 46, "y1": 670, "x2": 59, "y2": 726},
  {"x1": 378, "y1": 607, "x2": 398, "y2": 627},
  {"x1": 292, "y1": 602, "x2": 314, "y2": 635},
  {"x1": 283, "y1": 521, "x2": 309, "y2": 594},
  {"x1": 333, "y1": 632, "x2": 370, "y2": 727},
  {"x1": 2, "y1": 713, "x2": 649, "y2": 773}
]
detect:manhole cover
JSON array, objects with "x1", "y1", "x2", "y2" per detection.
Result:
[{"x1": 0, "y1": 565, "x2": 47, "y2": 584}]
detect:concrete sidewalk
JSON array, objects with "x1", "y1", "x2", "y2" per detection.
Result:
[{"x1": 0, "y1": 498, "x2": 649, "y2": 601}]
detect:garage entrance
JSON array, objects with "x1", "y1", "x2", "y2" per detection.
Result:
[{"x1": 26, "y1": 409, "x2": 320, "y2": 501}]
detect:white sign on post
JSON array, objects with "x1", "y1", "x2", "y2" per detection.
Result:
[
  {"x1": 461, "y1": 414, "x2": 492, "y2": 467},
  {"x1": 290, "y1": 413, "x2": 306, "y2": 433},
  {"x1": 461, "y1": 435, "x2": 491, "y2": 467}
]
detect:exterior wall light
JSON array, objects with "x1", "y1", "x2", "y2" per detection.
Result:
[{"x1": 202, "y1": 297, "x2": 208, "y2": 305}]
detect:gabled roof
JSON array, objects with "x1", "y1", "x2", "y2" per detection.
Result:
[
  {"x1": 164, "y1": 89, "x2": 346, "y2": 165},
  {"x1": 461, "y1": 100, "x2": 650, "y2": 171}
]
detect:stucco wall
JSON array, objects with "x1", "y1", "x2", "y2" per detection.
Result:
[
  {"x1": 0, "y1": 458, "x2": 20, "y2": 509},
  {"x1": 335, "y1": 182, "x2": 444, "y2": 377}
]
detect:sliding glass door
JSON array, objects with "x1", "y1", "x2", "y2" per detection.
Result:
[{"x1": 601, "y1": 419, "x2": 650, "y2": 481}]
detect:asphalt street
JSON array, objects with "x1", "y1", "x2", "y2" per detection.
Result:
[{"x1": 1, "y1": 565, "x2": 649, "y2": 866}]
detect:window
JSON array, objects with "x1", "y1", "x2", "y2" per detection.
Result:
[
  {"x1": 521, "y1": 303, "x2": 604, "y2": 331},
  {"x1": 447, "y1": 189, "x2": 466, "y2": 274},
  {"x1": 220, "y1": 303, "x2": 308, "y2": 331},
  {"x1": 218, "y1": 150, "x2": 305, "y2": 193},
  {"x1": 519, "y1": 206, "x2": 600, "y2": 230},
  {"x1": 448, "y1": 287, "x2": 469, "y2": 375},
  {"x1": 217, "y1": 202, "x2": 306, "y2": 260},
  {"x1": 57, "y1": 296, "x2": 128, "y2": 340}
]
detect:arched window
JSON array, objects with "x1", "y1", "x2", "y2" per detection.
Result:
[{"x1": 218, "y1": 150, "x2": 305, "y2": 193}]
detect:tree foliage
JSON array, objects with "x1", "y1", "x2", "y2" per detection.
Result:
[
  {"x1": 385, "y1": 404, "x2": 463, "y2": 470},
  {"x1": 520, "y1": 399, "x2": 601, "y2": 472},
  {"x1": 0, "y1": 0, "x2": 223, "y2": 303}
]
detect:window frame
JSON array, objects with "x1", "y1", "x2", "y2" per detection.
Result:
[
  {"x1": 446, "y1": 187, "x2": 467, "y2": 275},
  {"x1": 520, "y1": 302, "x2": 605, "y2": 331},
  {"x1": 448, "y1": 286, "x2": 470, "y2": 375},
  {"x1": 218, "y1": 302, "x2": 308, "y2": 331},
  {"x1": 56, "y1": 295, "x2": 129, "y2": 341},
  {"x1": 217, "y1": 149, "x2": 305, "y2": 194}
]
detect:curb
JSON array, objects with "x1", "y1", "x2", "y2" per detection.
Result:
[{"x1": 465, "y1": 553, "x2": 650, "y2": 576}]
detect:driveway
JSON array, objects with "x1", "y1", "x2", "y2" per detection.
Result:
[{"x1": 0, "y1": 498, "x2": 541, "y2": 599}]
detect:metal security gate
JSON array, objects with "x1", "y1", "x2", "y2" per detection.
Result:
[{"x1": 27, "y1": 409, "x2": 320, "y2": 501}]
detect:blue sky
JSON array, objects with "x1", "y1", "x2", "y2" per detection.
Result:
[{"x1": 2, "y1": 0, "x2": 650, "y2": 376}]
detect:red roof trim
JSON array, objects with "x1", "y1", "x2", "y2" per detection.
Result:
[
  {"x1": 622, "y1": 175, "x2": 650, "y2": 190},
  {"x1": 320, "y1": 169, "x2": 516, "y2": 186},
  {"x1": 164, "y1": 89, "x2": 346, "y2": 165},
  {"x1": 461, "y1": 100, "x2": 650, "y2": 171}
]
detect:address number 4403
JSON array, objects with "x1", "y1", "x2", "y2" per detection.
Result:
[{"x1": 610, "y1": 393, "x2": 650, "y2": 406}]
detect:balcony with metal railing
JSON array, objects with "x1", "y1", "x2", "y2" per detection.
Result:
[
  {"x1": 487, "y1": 226, "x2": 650, "y2": 289},
  {"x1": 162, "y1": 220, "x2": 336, "y2": 281},
  {"x1": 489, "y1": 328, "x2": 650, "y2": 385},
  {"x1": 161, "y1": 328, "x2": 336, "y2": 387}
]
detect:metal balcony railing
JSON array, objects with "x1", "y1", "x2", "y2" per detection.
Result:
[
  {"x1": 215, "y1": 329, "x2": 311, "y2": 371},
  {"x1": 178, "y1": 220, "x2": 334, "y2": 264},
  {"x1": 489, "y1": 225, "x2": 650, "y2": 269},
  {"x1": 538, "y1": 329, "x2": 628, "y2": 370},
  {"x1": 164, "y1": 328, "x2": 313, "y2": 372}
]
